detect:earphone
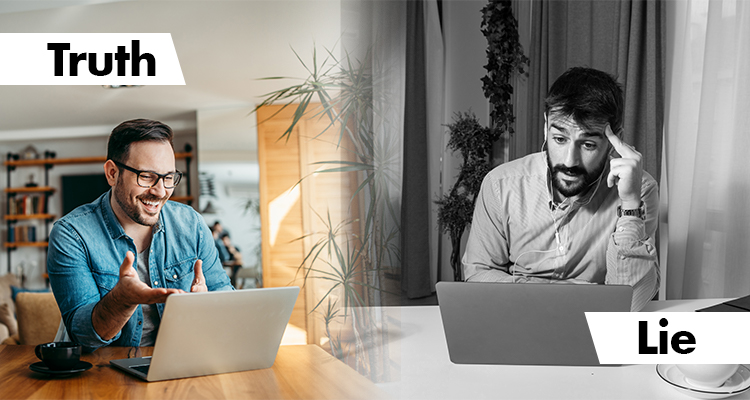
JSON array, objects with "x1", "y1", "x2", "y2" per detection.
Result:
[{"x1": 541, "y1": 113, "x2": 548, "y2": 152}]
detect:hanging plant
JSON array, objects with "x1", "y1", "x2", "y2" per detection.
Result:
[{"x1": 481, "y1": 0, "x2": 529, "y2": 135}]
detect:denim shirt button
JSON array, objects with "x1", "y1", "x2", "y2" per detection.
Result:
[
  {"x1": 153, "y1": 281, "x2": 159, "y2": 286},
  {"x1": 173, "y1": 274, "x2": 178, "y2": 279},
  {"x1": 138, "y1": 321, "x2": 142, "y2": 325}
]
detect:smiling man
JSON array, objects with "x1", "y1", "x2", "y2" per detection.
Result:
[
  {"x1": 462, "y1": 67, "x2": 659, "y2": 311},
  {"x1": 48, "y1": 119, "x2": 232, "y2": 351}
]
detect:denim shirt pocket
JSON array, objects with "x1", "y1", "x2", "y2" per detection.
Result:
[
  {"x1": 164, "y1": 258, "x2": 196, "y2": 291},
  {"x1": 90, "y1": 268, "x2": 119, "y2": 294}
]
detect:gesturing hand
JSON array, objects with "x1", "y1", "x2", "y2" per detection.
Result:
[
  {"x1": 114, "y1": 251, "x2": 182, "y2": 306},
  {"x1": 191, "y1": 259, "x2": 208, "y2": 292},
  {"x1": 605, "y1": 125, "x2": 643, "y2": 209},
  {"x1": 93, "y1": 251, "x2": 184, "y2": 341}
]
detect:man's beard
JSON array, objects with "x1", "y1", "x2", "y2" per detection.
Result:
[
  {"x1": 546, "y1": 152, "x2": 607, "y2": 198},
  {"x1": 113, "y1": 175, "x2": 166, "y2": 227}
]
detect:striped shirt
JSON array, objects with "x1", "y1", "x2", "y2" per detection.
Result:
[{"x1": 462, "y1": 152, "x2": 659, "y2": 311}]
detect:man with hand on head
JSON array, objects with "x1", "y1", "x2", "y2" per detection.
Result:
[
  {"x1": 48, "y1": 119, "x2": 232, "y2": 351},
  {"x1": 462, "y1": 67, "x2": 658, "y2": 311}
]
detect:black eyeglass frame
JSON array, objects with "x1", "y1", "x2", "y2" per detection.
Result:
[{"x1": 112, "y1": 160, "x2": 182, "y2": 189}]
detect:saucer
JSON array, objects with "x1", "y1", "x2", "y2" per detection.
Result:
[
  {"x1": 657, "y1": 364, "x2": 750, "y2": 399},
  {"x1": 30, "y1": 361, "x2": 93, "y2": 376}
]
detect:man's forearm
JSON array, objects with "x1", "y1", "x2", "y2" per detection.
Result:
[
  {"x1": 606, "y1": 217, "x2": 659, "y2": 311},
  {"x1": 628, "y1": 266, "x2": 659, "y2": 311},
  {"x1": 91, "y1": 289, "x2": 137, "y2": 340},
  {"x1": 464, "y1": 267, "x2": 515, "y2": 283}
]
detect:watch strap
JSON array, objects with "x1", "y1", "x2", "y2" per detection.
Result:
[{"x1": 617, "y1": 201, "x2": 645, "y2": 220}]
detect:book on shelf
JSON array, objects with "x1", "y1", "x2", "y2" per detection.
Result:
[
  {"x1": 8, "y1": 225, "x2": 37, "y2": 243},
  {"x1": 7, "y1": 194, "x2": 47, "y2": 216}
]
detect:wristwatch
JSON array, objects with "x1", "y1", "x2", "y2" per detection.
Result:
[{"x1": 617, "y1": 201, "x2": 646, "y2": 220}]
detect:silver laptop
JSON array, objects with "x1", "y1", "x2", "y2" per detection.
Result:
[
  {"x1": 110, "y1": 286, "x2": 299, "y2": 381},
  {"x1": 436, "y1": 281, "x2": 632, "y2": 366}
]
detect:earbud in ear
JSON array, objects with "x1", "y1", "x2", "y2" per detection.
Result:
[{"x1": 541, "y1": 113, "x2": 549, "y2": 152}]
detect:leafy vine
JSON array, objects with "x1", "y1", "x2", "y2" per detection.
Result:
[{"x1": 436, "y1": 0, "x2": 528, "y2": 281}]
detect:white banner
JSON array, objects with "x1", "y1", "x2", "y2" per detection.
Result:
[
  {"x1": 0, "y1": 33, "x2": 185, "y2": 85},
  {"x1": 586, "y1": 312, "x2": 750, "y2": 364}
]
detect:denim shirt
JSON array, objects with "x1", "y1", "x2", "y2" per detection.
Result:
[{"x1": 47, "y1": 190, "x2": 233, "y2": 351}]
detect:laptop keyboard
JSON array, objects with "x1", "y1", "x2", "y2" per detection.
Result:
[{"x1": 132, "y1": 364, "x2": 150, "y2": 375}]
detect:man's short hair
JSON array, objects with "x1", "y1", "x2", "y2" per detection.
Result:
[
  {"x1": 544, "y1": 67, "x2": 624, "y2": 134},
  {"x1": 107, "y1": 119, "x2": 174, "y2": 163}
]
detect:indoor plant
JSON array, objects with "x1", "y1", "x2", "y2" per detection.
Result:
[
  {"x1": 436, "y1": 0, "x2": 528, "y2": 282},
  {"x1": 254, "y1": 46, "x2": 398, "y2": 381}
]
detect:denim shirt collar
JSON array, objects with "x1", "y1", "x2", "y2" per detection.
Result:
[{"x1": 98, "y1": 189, "x2": 164, "y2": 240}]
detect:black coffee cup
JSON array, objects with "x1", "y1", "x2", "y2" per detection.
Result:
[{"x1": 34, "y1": 342, "x2": 82, "y2": 371}]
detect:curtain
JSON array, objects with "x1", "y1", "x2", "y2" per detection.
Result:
[
  {"x1": 402, "y1": 0, "x2": 431, "y2": 299},
  {"x1": 337, "y1": 0, "x2": 406, "y2": 306},
  {"x1": 523, "y1": 0, "x2": 664, "y2": 182},
  {"x1": 402, "y1": 0, "x2": 444, "y2": 299},
  {"x1": 664, "y1": 0, "x2": 750, "y2": 299},
  {"x1": 341, "y1": 0, "x2": 444, "y2": 301}
]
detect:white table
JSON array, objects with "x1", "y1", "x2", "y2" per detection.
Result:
[{"x1": 375, "y1": 298, "x2": 749, "y2": 399}]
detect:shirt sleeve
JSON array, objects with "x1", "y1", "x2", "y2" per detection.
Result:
[
  {"x1": 605, "y1": 174, "x2": 660, "y2": 311},
  {"x1": 47, "y1": 220, "x2": 118, "y2": 351},
  {"x1": 462, "y1": 174, "x2": 515, "y2": 283}
]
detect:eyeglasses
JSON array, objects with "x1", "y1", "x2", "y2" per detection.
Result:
[{"x1": 112, "y1": 160, "x2": 182, "y2": 189}]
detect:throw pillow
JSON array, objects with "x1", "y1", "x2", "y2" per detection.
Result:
[{"x1": 11, "y1": 286, "x2": 50, "y2": 302}]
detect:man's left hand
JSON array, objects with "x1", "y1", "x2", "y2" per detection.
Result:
[
  {"x1": 605, "y1": 125, "x2": 643, "y2": 209},
  {"x1": 191, "y1": 260, "x2": 208, "y2": 292}
]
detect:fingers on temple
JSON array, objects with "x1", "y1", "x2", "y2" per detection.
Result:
[{"x1": 605, "y1": 125, "x2": 642, "y2": 160}]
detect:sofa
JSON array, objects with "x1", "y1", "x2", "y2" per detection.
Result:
[{"x1": 0, "y1": 274, "x2": 61, "y2": 345}]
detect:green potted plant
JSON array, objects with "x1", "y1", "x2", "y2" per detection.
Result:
[{"x1": 254, "y1": 46, "x2": 398, "y2": 380}]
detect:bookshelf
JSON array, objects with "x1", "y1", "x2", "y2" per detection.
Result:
[{"x1": 3, "y1": 147, "x2": 194, "y2": 276}]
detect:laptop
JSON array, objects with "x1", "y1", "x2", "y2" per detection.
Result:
[
  {"x1": 110, "y1": 286, "x2": 299, "y2": 381},
  {"x1": 435, "y1": 281, "x2": 632, "y2": 366}
]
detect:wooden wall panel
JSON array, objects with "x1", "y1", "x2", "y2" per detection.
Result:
[
  {"x1": 257, "y1": 104, "x2": 359, "y2": 346},
  {"x1": 298, "y1": 116, "x2": 359, "y2": 347},
  {"x1": 257, "y1": 108, "x2": 307, "y2": 341}
]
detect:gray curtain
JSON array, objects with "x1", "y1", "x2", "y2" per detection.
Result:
[
  {"x1": 525, "y1": 0, "x2": 665, "y2": 181},
  {"x1": 401, "y1": 0, "x2": 433, "y2": 300}
]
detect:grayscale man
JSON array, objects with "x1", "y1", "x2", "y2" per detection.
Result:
[{"x1": 462, "y1": 67, "x2": 659, "y2": 311}]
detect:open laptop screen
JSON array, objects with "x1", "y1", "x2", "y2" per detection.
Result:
[
  {"x1": 436, "y1": 281, "x2": 632, "y2": 366},
  {"x1": 111, "y1": 286, "x2": 299, "y2": 381}
]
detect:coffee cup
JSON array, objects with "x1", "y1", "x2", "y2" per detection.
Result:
[
  {"x1": 34, "y1": 342, "x2": 82, "y2": 371},
  {"x1": 675, "y1": 364, "x2": 740, "y2": 389}
]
